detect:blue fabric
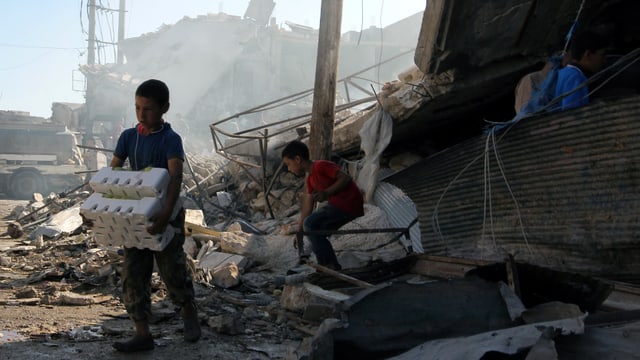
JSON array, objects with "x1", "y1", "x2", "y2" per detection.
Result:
[
  {"x1": 554, "y1": 65, "x2": 588, "y2": 111},
  {"x1": 517, "y1": 56, "x2": 564, "y2": 117},
  {"x1": 114, "y1": 122, "x2": 184, "y2": 170},
  {"x1": 303, "y1": 204, "x2": 357, "y2": 268}
]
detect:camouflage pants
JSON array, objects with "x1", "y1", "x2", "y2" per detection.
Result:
[{"x1": 121, "y1": 208, "x2": 195, "y2": 322}]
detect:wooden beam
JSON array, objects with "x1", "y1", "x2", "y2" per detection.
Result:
[
  {"x1": 308, "y1": 263, "x2": 373, "y2": 288},
  {"x1": 309, "y1": 0, "x2": 343, "y2": 160}
]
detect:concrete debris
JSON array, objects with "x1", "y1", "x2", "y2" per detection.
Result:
[
  {"x1": 14, "y1": 286, "x2": 39, "y2": 299},
  {"x1": 197, "y1": 248, "x2": 248, "y2": 271},
  {"x1": 210, "y1": 262, "x2": 241, "y2": 289},
  {"x1": 207, "y1": 314, "x2": 245, "y2": 335},
  {"x1": 44, "y1": 291, "x2": 113, "y2": 306},
  {"x1": 389, "y1": 316, "x2": 585, "y2": 360},
  {"x1": 67, "y1": 325, "x2": 104, "y2": 341},
  {"x1": 1, "y1": 148, "x2": 639, "y2": 359}
]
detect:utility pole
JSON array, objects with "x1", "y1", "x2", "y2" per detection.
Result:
[
  {"x1": 308, "y1": 0, "x2": 343, "y2": 161},
  {"x1": 85, "y1": 0, "x2": 97, "y2": 144},
  {"x1": 117, "y1": 0, "x2": 126, "y2": 64},
  {"x1": 87, "y1": 0, "x2": 96, "y2": 65}
]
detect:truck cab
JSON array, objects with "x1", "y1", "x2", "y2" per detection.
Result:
[{"x1": 0, "y1": 111, "x2": 87, "y2": 199}]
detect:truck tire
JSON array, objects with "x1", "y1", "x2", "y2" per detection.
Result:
[{"x1": 10, "y1": 170, "x2": 45, "y2": 200}]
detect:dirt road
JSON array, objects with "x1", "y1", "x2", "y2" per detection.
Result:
[{"x1": 0, "y1": 199, "x2": 301, "y2": 359}]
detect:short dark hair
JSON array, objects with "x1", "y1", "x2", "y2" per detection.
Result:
[
  {"x1": 281, "y1": 140, "x2": 309, "y2": 160},
  {"x1": 135, "y1": 79, "x2": 169, "y2": 106},
  {"x1": 569, "y1": 31, "x2": 609, "y2": 61}
]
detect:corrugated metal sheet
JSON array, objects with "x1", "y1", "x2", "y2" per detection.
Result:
[
  {"x1": 384, "y1": 96, "x2": 640, "y2": 282},
  {"x1": 373, "y1": 182, "x2": 423, "y2": 253}
]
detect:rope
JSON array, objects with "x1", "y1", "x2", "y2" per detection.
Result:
[
  {"x1": 481, "y1": 134, "x2": 496, "y2": 258},
  {"x1": 488, "y1": 130, "x2": 532, "y2": 255},
  {"x1": 564, "y1": 0, "x2": 587, "y2": 52}
]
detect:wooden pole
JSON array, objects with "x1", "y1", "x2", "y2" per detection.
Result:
[
  {"x1": 87, "y1": 0, "x2": 96, "y2": 65},
  {"x1": 309, "y1": 0, "x2": 343, "y2": 161},
  {"x1": 117, "y1": 0, "x2": 126, "y2": 65},
  {"x1": 307, "y1": 263, "x2": 373, "y2": 288}
]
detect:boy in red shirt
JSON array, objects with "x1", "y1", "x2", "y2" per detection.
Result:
[{"x1": 281, "y1": 140, "x2": 364, "y2": 270}]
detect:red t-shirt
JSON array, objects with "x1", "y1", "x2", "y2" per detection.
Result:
[{"x1": 306, "y1": 160, "x2": 364, "y2": 216}]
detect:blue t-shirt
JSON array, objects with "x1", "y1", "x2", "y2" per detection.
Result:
[
  {"x1": 554, "y1": 65, "x2": 588, "y2": 111},
  {"x1": 114, "y1": 122, "x2": 184, "y2": 171}
]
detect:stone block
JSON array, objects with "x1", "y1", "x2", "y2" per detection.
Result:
[{"x1": 89, "y1": 167, "x2": 169, "y2": 199}]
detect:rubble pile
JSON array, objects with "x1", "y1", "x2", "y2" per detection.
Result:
[{"x1": 1, "y1": 153, "x2": 639, "y2": 359}]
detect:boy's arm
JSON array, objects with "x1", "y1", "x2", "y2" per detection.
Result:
[
  {"x1": 110, "y1": 154, "x2": 124, "y2": 168},
  {"x1": 299, "y1": 193, "x2": 314, "y2": 229},
  {"x1": 312, "y1": 169, "x2": 352, "y2": 202},
  {"x1": 147, "y1": 157, "x2": 183, "y2": 235}
]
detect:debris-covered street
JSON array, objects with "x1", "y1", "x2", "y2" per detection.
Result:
[
  {"x1": 0, "y1": 198, "x2": 303, "y2": 359},
  {"x1": 2, "y1": 176, "x2": 640, "y2": 360},
  {"x1": 3, "y1": 0, "x2": 640, "y2": 359}
]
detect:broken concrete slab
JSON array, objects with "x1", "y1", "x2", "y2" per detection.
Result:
[
  {"x1": 280, "y1": 282, "x2": 350, "y2": 314},
  {"x1": 0, "y1": 297, "x2": 40, "y2": 305},
  {"x1": 388, "y1": 315, "x2": 585, "y2": 360},
  {"x1": 467, "y1": 262, "x2": 614, "y2": 313},
  {"x1": 312, "y1": 278, "x2": 516, "y2": 358},
  {"x1": 555, "y1": 319, "x2": 640, "y2": 358},
  {"x1": 207, "y1": 313, "x2": 244, "y2": 335},
  {"x1": 42, "y1": 291, "x2": 113, "y2": 306},
  {"x1": 210, "y1": 262, "x2": 241, "y2": 289},
  {"x1": 30, "y1": 205, "x2": 84, "y2": 240},
  {"x1": 185, "y1": 209, "x2": 207, "y2": 227},
  {"x1": 198, "y1": 251, "x2": 248, "y2": 272},
  {"x1": 525, "y1": 329, "x2": 559, "y2": 360},
  {"x1": 521, "y1": 301, "x2": 584, "y2": 324}
]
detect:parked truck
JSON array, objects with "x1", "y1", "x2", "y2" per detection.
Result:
[{"x1": 0, "y1": 111, "x2": 87, "y2": 199}]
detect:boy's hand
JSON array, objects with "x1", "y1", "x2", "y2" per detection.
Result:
[
  {"x1": 312, "y1": 190, "x2": 328, "y2": 202},
  {"x1": 147, "y1": 213, "x2": 169, "y2": 235},
  {"x1": 80, "y1": 214, "x2": 94, "y2": 228}
]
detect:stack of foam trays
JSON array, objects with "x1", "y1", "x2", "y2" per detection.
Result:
[{"x1": 80, "y1": 167, "x2": 178, "y2": 251}]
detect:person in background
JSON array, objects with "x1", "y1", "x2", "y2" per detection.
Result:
[
  {"x1": 554, "y1": 31, "x2": 609, "y2": 111},
  {"x1": 515, "y1": 61, "x2": 555, "y2": 113},
  {"x1": 514, "y1": 52, "x2": 570, "y2": 114},
  {"x1": 110, "y1": 79, "x2": 200, "y2": 352},
  {"x1": 281, "y1": 140, "x2": 364, "y2": 270}
]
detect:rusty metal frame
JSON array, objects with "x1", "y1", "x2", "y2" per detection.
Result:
[{"x1": 209, "y1": 49, "x2": 415, "y2": 218}]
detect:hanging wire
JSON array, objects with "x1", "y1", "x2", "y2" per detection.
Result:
[
  {"x1": 432, "y1": 47, "x2": 640, "y2": 259},
  {"x1": 488, "y1": 129, "x2": 532, "y2": 255},
  {"x1": 80, "y1": 0, "x2": 87, "y2": 36},
  {"x1": 376, "y1": 0, "x2": 385, "y2": 91},
  {"x1": 480, "y1": 134, "x2": 493, "y2": 259},
  {"x1": 563, "y1": 0, "x2": 587, "y2": 52},
  {"x1": 356, "y1": 0, "x2": 364, "y2": 46}
]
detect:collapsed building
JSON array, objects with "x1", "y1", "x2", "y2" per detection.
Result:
[{"x1": 79, "y1": 4, "x2": 422, "y2": 153}]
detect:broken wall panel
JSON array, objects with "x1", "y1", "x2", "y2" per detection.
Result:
[
  {"x1": 328, "y1": 279, "x2": 514, "y2": 358},
  {"x1": 384, "y1": 96, "x2": 640, "y2": 282},
  {"x1": 414, "y1": 0, "x2": 604, "y2": 74}
]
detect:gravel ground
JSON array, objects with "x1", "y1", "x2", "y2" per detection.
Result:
[{"x1": 0, "y1": 199, "x2": 302, "y2": 360}]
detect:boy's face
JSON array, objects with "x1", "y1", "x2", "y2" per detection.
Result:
[
  {"x1": 135, "y1": 95, "x2": 168, "y2": 131},
  {"x1": 283, "y1": 156, "x2": 304, "y2": 177},
  {"x1": 582, "y1": 48, "x2": 607, "y2": 74}
]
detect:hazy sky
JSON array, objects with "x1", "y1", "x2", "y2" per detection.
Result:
[{"x1": 0, "y1": 1, "x2": 425, "y2": 117}]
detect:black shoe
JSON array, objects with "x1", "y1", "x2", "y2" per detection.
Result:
[
  {"x1": 113, "y1": 335, "x2": 154, "y2": 352},
  {"x1": 325, "y1": 262, "x2": 342, "y2": 271}
]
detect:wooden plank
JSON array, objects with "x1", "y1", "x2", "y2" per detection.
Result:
[
  {"x1": 0, "y1": 298, "x2": 40, "y2": 305},
  {"x1": 309, "y1": 0, "x2": 343, "y2": 160},
  {"x1": 308, "y1": 263, "x2": 373, "y2": 288},
  {"x1": 411, "y1": 255, "x2": 492, "y2": 279},
  {"x1": 185, "y1": 222, "x2": 221, "y2": 237}
]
